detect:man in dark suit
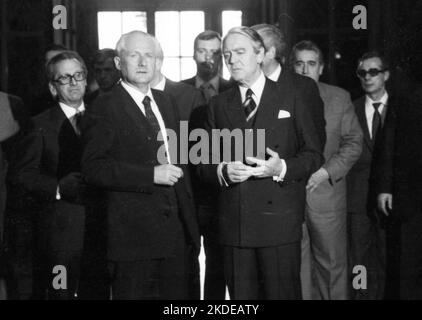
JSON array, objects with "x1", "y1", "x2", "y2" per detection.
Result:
[
  {"x1": 291, "y1": 40, "x2": 363, "y2": 300},
  {"x1": 376, "y1": 86, "x2": 422, "y2": 299},
  {"x1": 182, "y1": 30, "x2": 233, "y2": 102},
  {"x1": 251, "y1": 24, "x2": 326, "y2": 146},
  {"x1": 182, "y1": 30, "x2": 234, "y2": 300},
  {"x1": 0, "y1": 92, "x2": 21, "y2": 299},
  {"x1": 199, "y1": 26, "x2": 324, "y2": 299},
  {"x1": 15, "y1": 51, "x2": 89, "y2": 299},
  {"x1": 81, "y1": 31, "x2": 200, "y2": 300},
  {"x1": 347, "y1": 51, "x2": 392, "y2": 299}
]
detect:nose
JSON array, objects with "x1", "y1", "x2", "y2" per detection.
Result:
[
  {"x1": 69, "y1": 76, "x2": 77, "y2": 86},
  {"x1": 137, "y1": 55, "x2": 146, "y2": 66},
  {"x1": 303, "y1": 64, "x2": 309, "y2": 75},
  {"x1": 205, "y1": 51, "x2": 213, "y2": 62}
]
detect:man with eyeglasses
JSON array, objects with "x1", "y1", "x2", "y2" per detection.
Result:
[
  {"x1": 15, "y1": 51, "x2": 89, "y2": 299},
  {"x1": 347, "y1": 51, "x2": 392, "y2": 300}
]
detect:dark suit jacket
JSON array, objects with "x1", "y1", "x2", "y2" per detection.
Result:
[
  {"x1": 182, "y1": 76, "x2": 233, "y2": 94},
  {"x1": 375, "y1": 88, "x2": 422, "y2": 221},
  {"x1": 81, "y1": 84, "x2": 200, "y2": 261},
  {"x1": 277, "y1": 69, "x2": 326, "y2": 148},
  {"x1": 163, "y1": 78, "x2": 205, "y2": 122},
  {"x1": 347, "y1": 95, "x2": 391, "y2": 215},
  {"x1": 199, "y1": 78, "x2": 324, "y2": 247},
  {"x1": 15, "y1": 105, "x2": 86, "y2": 252}
]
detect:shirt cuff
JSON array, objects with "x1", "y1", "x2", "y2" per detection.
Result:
[
  {"x1": 272, "y1": 159, "x2": 287, "y2": 182},
  {"x1": 56, "y1": 185, "x2": 61, "y2": 200},
  {"x1": 217, "y1": 162, "x2": 229, "y2": 187}
]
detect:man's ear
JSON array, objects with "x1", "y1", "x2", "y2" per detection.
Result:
[
  {"x1": 384, "y1": 70, "x2": 390, "y2": 82},
  {"x1": 319, "y1": 64, "x2": 324, "y2": 76},
  {"x1": 267, "y1": 46, "x2": 276, "y2": 60},
  {"x1": 257, "y1": 46, "x2": 266, "y2": 64},
  {"x1": 48, "y1": 82, "x2": 57, "y2": 98},
  {"x1": 114, "y1": 56, "x2": 121, "y2": 71}
]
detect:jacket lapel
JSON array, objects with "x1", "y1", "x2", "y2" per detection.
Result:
[
  {"x1": 355, "y1": 97, "x2": 373, "y2": 151},
  {"x1": 223, "y1": 86, "x2": 247, "y2": 129},
  {"x1": 117, "y1": 84, "x2": 155, "y2": 134},
  {"x1": 253, "y1": 80, "x2": 279, "y2": 129}
]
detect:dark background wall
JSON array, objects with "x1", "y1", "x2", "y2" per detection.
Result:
[{"x1": 1, "y1": 0, "x2": 421, "y2": 112}]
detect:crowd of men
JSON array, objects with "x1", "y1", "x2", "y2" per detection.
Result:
[{"x1": 0, "y1": 23, "x2": 421, "y2": 300}]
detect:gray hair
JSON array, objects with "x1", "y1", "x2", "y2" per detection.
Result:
[
  {"x1": 223, "y1": 26, "x2": 266, "y2": 54},
  {"x1": 251, "y1": 24, "x2": 286, "y2": 62},
  {"x1": 46, "y1": 50, "x2": 87, "y2": 81},
  {"x1": 115, "y1": 30, "x2": 161, "y2": 57}
]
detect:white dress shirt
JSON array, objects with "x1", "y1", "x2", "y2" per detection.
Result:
[
  {"x1": 59, "y1": 101, "x2": 85, "y2": 134},
  {"x1": 267, "y1": 63, "x2": 282, "y2": 82},
  {"x1": 121, "y1": 81, "x2": 171, "y2": 164},
  {"x1": 365, "y1": 92, "x2": 388, "y2": 139}
]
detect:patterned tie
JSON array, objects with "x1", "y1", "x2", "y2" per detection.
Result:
[
  {"x1": 243, "y1": 88, "x2": 256, "y2": 119},
  {"x1": 372, "y1": 102, "x2": 382, "y2": 141},
  {"x1": 143, "y1": 96, "x2": 161, "y2": 137},
  {"x1": 73, "y1": 111, "x2": 83, "y2": 135}
]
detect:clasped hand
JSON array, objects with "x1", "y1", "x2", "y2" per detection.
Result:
[
  {"x1": 154, "y1": 164, "x2": 183, "y2": 186},
  {"x1": 227, "y1": 147, "x2": 283, "y2": 183}
]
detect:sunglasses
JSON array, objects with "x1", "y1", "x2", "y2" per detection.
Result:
[{"x1": 356, "y1": 68, "x2": 387, "y2": 78}]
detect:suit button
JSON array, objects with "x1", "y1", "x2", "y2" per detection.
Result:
[{"x1": 147, "y1": 136, "x2": 151, "y2": 140}]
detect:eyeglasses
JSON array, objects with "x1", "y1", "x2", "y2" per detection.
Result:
[
  {"x1": 53, "y1": 71, "x2": 86, "y2": 85},
  {"x1": 356, "y1": 68, "x2": 387, "y2": 78}
]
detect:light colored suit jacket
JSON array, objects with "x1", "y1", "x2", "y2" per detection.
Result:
[{"x1": 307, "y1": 82, "x2": 363, "y2": 212}]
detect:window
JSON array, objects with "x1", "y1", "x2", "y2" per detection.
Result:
[
  {"x1": 97, "y1": 11, "x2": 147, "y2": 49},
  {"x1": 221, "y1": 10, "x2": 243, "y2": 79},
  {"x1": 155, "y1": 11, "x2": 204, "y2": 81}
]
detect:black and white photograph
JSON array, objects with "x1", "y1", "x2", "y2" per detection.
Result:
[{"x1": 1, "y1": 0, "x2": 422, "y2": 312}]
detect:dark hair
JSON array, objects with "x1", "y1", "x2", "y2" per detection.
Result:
[
  {"x1": 357, "y1": 51, "x2": 390, "y2": 70},
  {"x1": 251, "y1": 24, "x2": 286, "y2": 61},
  {"x1": 194, "y1": 30, "x2": 222, "y2": 51},
  {"x1": 223, "y1": 26, "x2": 266, "y2": 54},
  {"x1": 290, "y1": 40, "x2": 324, "y2": 65},
  {"x1": 93, "y1": 48, "x2": 118, "y2": 65},
  {"x1": 46, "y1": 50, "x2": 87, "y2": 81}
]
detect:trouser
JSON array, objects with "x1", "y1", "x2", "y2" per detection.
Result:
[
  {"x1": 223, "y1": 242, "x2": 301, "y2": 300},
  {"x1": 108, "y1": 234, "x2": 192, "y2": 300},
  {"x1": 301, "y1": 206, "x2": 348, "y2": 300},
  {"x1": 347, "y1": 210, "x2": 386, "y2": 300}
]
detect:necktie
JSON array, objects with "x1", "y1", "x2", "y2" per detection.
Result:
[
  {"x1": 200, "y1": 83, "x2": 215, "y2": 103},
  {"x1": 243, "y1": 88, "x2": 256, "y2": 119},
  {"x1": 372, "y1": 102, "x2": 382, "y2": 141},
  {"x1": 73, "y1": 111, "x2": 83, "y2": 135},
  {"x1": 143, "y1": 96, "x2": 161, "y2": 137}
]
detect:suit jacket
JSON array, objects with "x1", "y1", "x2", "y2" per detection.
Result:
[
  {"x1": 375, "y1": 88, "x2": 422, "y2": 221},
  {"x1": 163, "y1": 78, "x2": 206, "y2": 122},
  {"x1": 307, "y1": 82, "x2": 363, "y2": 212},
  {"x1": 81, "y1": 84, "x2": 200, "y2": 261},
  {"x1": 15, "y1": 105, "x2": 86, "y2": 252},
  {"x1": 347, "y1": 95, "x2": 391, "y2": 215},
  {"x1": 182, "y1": 76, "x2": 233, "y2": 94},
  {"x1": 277, "y1": 70, "x2": 326, "y2": 148},
  {"x1": 199, "y1": 78, "x2": 324, "y2": 247}
]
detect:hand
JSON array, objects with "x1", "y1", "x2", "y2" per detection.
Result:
[
  {"x1": 306, "y1": 168, "x2": 329, "y2": 193},
  {"x1": 226, "y1": 161, "x2": 253, "y2": 183},
  {"x1": 245, "y1": 147, "x2": 283, "y2": 179},
  {"x1": 154, "y1": 164, "x2": 183, "y2": 186},
  {"x1": 377, "y1": 193, "x2": 393, "y2": 216},
  {"x1": 58, "y1": 172, "x2": 83, "y2": 201}
]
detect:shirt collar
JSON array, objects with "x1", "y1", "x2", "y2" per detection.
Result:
[
  {"x1": 238, "y1": 71, "x2": 266, "y2": 106},
  {"x1": 195, "y1": 75, "x2": 220, "y2": 92},
  {"x1": 365, "y1": 91, "x2": 389, "y2": 107},
  {"x1": 59, "y1": 101, "x2": 85, "y2": 119},
  {"x1": 152, "y1": 76, "x2": 166, "y2": 91},
  {"x1": 267, "y1": 63, "x2": 282, "y2": 82},
  {"x1": 121, "y1": 80, "x2": 154, "y2": 104}
]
